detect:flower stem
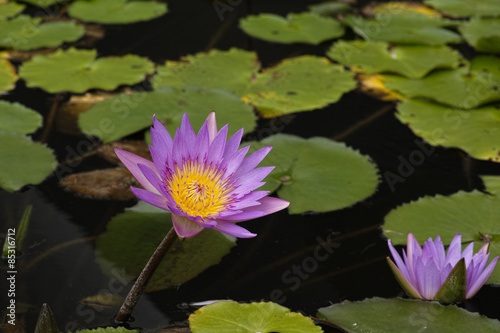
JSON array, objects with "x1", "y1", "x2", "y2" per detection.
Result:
[{"x1": 115, "y1": 226, "x2": 178, "y2": 323}]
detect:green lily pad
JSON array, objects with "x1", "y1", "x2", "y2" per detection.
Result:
[
  {"x1": 327, "y1": 40, "x2": 462, "y2": 79},
  {"x1": 96, "y1": 201, "x2": 236, "y2": 292},
  {"x1": 382, "y1": 177, "x2": 500, "y2": 284},
  {"x1": 0, "y1": 59, "x2": 18, "y2": 93},
  {"x1": 0, "y1": 101, "x2": 42, "y2": 134},
  {"x1": 19, "y1": 47, "x2": 155, "y2": 93},
  {"x1": 19, "y1": 0, "x2": 67, "y2": 7},
  {"x1": 0, "y1": 15, "x2": 84, "y2": 51},
  {"x1": 239, "y1": 12, "x2": 344, "y2": 45},
  {"x1": 343, "y1": 13, "x2": 461, "y2": 46},
  {"x1": 384, "y1": 56, "x2": 500, "y2": 109},
  {"x1": 424, "y1": 0, "x2": 500, "y2": 17},
  {"x1": 459, "y1": 17, "x2": 500, "y2": 54},
  {"x1": 0, "y1": 131, "x2": 56, "y2": 192},
  {"x1": 308, "y1": 2, "x2": 351, "y2": 16},
  {"x1": 72, "y1": 328, "x2": 139, "y2": 333},
  {"x1": 317, "y1": 297, "x2": 500, "y2": 332},
  {"x1": 189, "y1": 301, "x2": 322, "y2": 333},
  {"x1": 68, "y1": 0, "x2": 167, "y2": 24},
  {"x1": 78, "y1": 86, "x2": 257, "y2": 143},
  {"x1": 396, "y1": 99, "x2": 500, "y2": 162},
  {"x1": 0, "y1": 2, "x2": 25, "y2": 20},
  {"x1": 249, "y1": 134, "x2": 379, "y2": 214}
]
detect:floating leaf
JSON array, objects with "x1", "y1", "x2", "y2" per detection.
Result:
[
  {"x1": 327, "y1": 40, "x2": 461, "y2": 79},
  {"x1": 424, "y1": 0, "x2": 500, "y2": 17},
  {"x1": 384, "y1": 56, "x2": 500, "y2": 109},
  {"x1": 239, "y1": 12, "x2": 344, "y2": 44},
  {"x1": 357, "y1": 73, "x2": 404, "y2": 101},
  {"x1": 72, "y1": 327, "x2": 139, "y2": 333},
  {"x1": 19, "y1": 0, "x2": 67, "y2": 7},
  {"x1": 396, "y1": 99, "x2": 500, "y2": 162},
  {"x1": 189, "y1": 301, "x2": 322, "y2": 333},
  {"x1": 96, "y1": 201, "x2": 236, "y2": 291},
  {"x1": 343, "y1": 13, "x2": 461, "y2": 46},
  {"x1": 78, "y1": 86, "x2": 257, "y2": 143},
  {"x1": 0, "y1": 2, "x2": 25, "y2": 20},
  {"x1": 366, "y1": 1, "x2": 443, "y2": 18},
  {"x1": 308, "y1": 2, "x2": 350, "y2": 16},
  {"x1": 0, "y1": 131, "x2": 56, "y2": 192},
  {"x1": 0, "y1": 100, "x2": 42, "y2": 134},
  {"x1": 0, "y1": 15, "x2": 84, "y2": 51},
  {"x1": 382, "y1": 179, "x2": 500, "y2": 284},
  {"x1": 80, "y1": 293, "x2": 124, "y2": 311},
  {"x1": 68, "y1": 0, "x2": 167, "y2": 24},
  {"x1": 0, "y1": 58, "x2": 18, "y2": 93},
  {"x1": 19, "y1": 47, "x2": 155, "y2": 93},
  {"x1": 249, "y1": 134, "x2": 379, "y2": 214},
  {"x1": 459, "y1": 17, "x2": 500, "y2": 54},
  {"x1": 317, "y1": 297, "x2": 500, "y2": 332}
]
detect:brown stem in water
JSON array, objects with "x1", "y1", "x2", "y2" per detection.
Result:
[
  {"x1": 115, "y1": 226, "x2": 178, "y2": 323},
  {"x1": 41, "y1": 93, "x2": 63, "y2": 143}
]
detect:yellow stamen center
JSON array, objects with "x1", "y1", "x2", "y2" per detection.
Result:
[{"x1": 166, "y1": 159, "x2": 234, "y2": 219}]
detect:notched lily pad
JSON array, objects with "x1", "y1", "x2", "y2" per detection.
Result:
[
  {"x1": 459, "y1": 18, "x2": 500, "y2": 54},
  {"x1": 189, "y1": 301, "x2": 322, "y2": 333},
  {"x1": 327, "y1": 40, "x2": 461, "y2": 79},
  {"x1": 0, "y1": 59, "x2": 18, "y2": 93},
  {"x1": 424, "y1": 0, "x2": 500, "y2": 17},
  {"x1": 239, "y1": 12, "x2": 344, "y2": 44},
  {"x1": 249, "y1": 133, "x2": 379, "y2": 214},
  {"x1": 318, "y1": 297, "x2": 500, "y2": 332},
  {"x1": 96, "y1": 202, "x2": 236, "y2": 291},
  {"x1": 0, "y1": 100, "x2": 42, "y2": 134},
  {"x1": 19, "y1": 47, "x2": 155, "y2": 93},
  {"x1": 68, "y1": 0, "x2": 167, "y2": 24},
  {"x1": 0, "y1": 2, "x2": 25, "y2": 20},
  {"x1": 308, "y1": 2, "x2": 351, "y2": 16}
]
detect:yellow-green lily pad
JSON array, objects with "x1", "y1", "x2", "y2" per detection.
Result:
[
  {"x1": 239, "y1": 12, "x2": 344, "y2": 45},
  {"x1": 0, "y1": 58, "x2": 18, "y2": 93},
  {"x1": 327, "y1": 40, "x2": 462, "y2": 79},
  {"x1": 0, "y1": 2, "x2": 25, "y2": 20},
  {"x1": 424, "y1": 0, "x2": 500, "y2": 17},
  {"x1": 459, "y1": 17, "x2": 500, "y2": 54},
  {"x1": 0, "y1": 100, "x2": 42, "y2": 134},
  {"x1": 249, "y1": 134, "x2": 379, "y2": 214},
  {"x1": 19, "y1": 47, "x2": 155, "y2": 93},
  {"x1": 68, "y1": 0, "x2": 167, "y2": 24}
]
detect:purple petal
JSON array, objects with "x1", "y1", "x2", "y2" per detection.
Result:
[
  {"x1": 407, "y1": 233, "x2": 422, "y2": 269},
  {"x1": 466, "y1": 256, "x2": 499, "y2": 298},
  {"x1": 227, "y1": 191, "x2": 270, "y2": 210},
  {"x1": 179, "y1": 113, "x2": 197, "y2": 159},
  {"x1": 445, "y1": 234, "x2": 462, "y2": 267},
  {"x1": 246, "y1": 196, "x2": 290, "y2": 214},
  {"x1": 114, "y1": 148, "x2": 160, "y2": 194},
  {"x1": 205, "y1": 111, "x2": 217, "y2": 144},
  {"x1": 207, "y1": 124, "x2": 228, "y2": 165},
  {"x1": 130, "y1": 187, "x2": 169, "y2": 211},
  {"x1": 415, "y1": 256, "x2": 441, "y2": 300},
  {"x1": 138, "y1": 163, "x2": 164, "y2": 195},
  {"x1": 194, "y1": 121, "x2": 210, "y2": 164},
  {"x1": 232, "y1": 146, "x2": 272, "y2": 180},
  {"x1": 150, "y1": 116, "x2": 173, "y2": 172},
  {"x1": 219, "y1": 210, "x2": 266, "y2": 222},
  {"x1": 172, "y1": 214, "x2": 204, "y2": 238},
  {"x1": 461, "y1": 242, "x2": 474, "y2": 266},
  {"x1": 231, "y1": 166, "x2": 275, "y2": 196},
  {"x1": 212, "y1": 220, "x2": 256, "y2": 238},
  {"x1": 222, "y1": 145, "x2": 250, "y2": 179},
  {"x1": 222, "y1": 128, "x2": 244, "y2": 161},
  {"x1": 433, "y1": 236, "x2": 446, "y2": 268},
  {"x1": 388, "y1": 240, "x2": 412, "y2": 282}
]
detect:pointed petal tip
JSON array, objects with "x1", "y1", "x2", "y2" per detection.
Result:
[{"x1": 172, "y1": 214, "x2": 204, "y2": 238}]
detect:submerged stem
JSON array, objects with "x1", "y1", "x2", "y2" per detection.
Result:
[{"x1": 115, "y1": 226, "x2": 178, "y2": 323}]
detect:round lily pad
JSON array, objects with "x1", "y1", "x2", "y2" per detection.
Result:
[
  {"x1": 95, "y1": 201, "x2": 236, "y2": 292},
  {"x1": 0, "y1": 2, "x2": 26, "y2": 20},
  {"x1": 239, "y1": 12, "x2": 344, "y2": 45},
  {"x1": 68, "y1": 0, "x2": 167, "y2": 24},
  {"x1": 0, "y1": 15, "x2": 84, "y2": 51},
  {"x1": 396, "y1": 99, "x2": 500, "y2": 162},
  {"x1": 384, "y1": 56, "x2": 500, "y2": 109},
  {"x1": 19, "y1": 48, "x2": 155, "y2": 93},
  {"x1": 459, "y1": 18, "x2": 500, "y2": 54},
  {"x1": 383, "y1": 177, "x2": 500, "y2": 284},
  {"x1": 189, "y1": 301, "x2": 322, "y2": 333},
  {"x1": 0, "y1": 100, "x2": 42, "y2": 134},
  {"x1": 424, "y1": 0, "x2": 500, "y2": 17},
  {"x1": 78, "y1": 86, "x2": 257, "y2": 143},
  {"x1": 0, "y1": 131, "x2": 57, "y2": 192},
  {"x1": 249, "y1": 134, "x2": 379, "y2": 214},
  {"x1": 327, "y1": 40, "x2": 462, "y2": 79},
  {"x1": 318, "y1": 297, "x2": 500, "y2": 332},
  {"x1": 0, "y1": 59, "x2": 18, "y2": 93}
]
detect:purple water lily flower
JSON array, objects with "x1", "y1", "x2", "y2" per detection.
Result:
[
  {"x1": 114, "y1": 112, "x2": 289, "y2": 238},
  {"x1": 387, "y1": 233, "x2": 499, "y2": 302}
]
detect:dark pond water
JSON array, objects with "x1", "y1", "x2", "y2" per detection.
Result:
[{"x1": 2, "y1": 0, "x2": 500, "y2": 332}]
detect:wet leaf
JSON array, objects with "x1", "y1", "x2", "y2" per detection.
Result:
[
  {"x1": 459, "y1": 18, "x2": 500, "y2": 54},
  {"x1": 189, "y1": 301, "x2": 322, "y2": 333},
  {"x1": 0, "y1": 101, "x2": 42, "y2": 134},
  {"x1": 78, "y1": 86, "x2": 257, "y2": 143},
  {"x1": 0, "y1": 131, "x2": 57, "y2": 192},
  {"x1": 357, "y1": 73, "x2": 404, "y2": 101},
  {"x1": 0, "y1": 48, "x2": 57, "y2": 62},
  {"x1": 0, "y1": 15, "x2": 84, "y2": 51},
  {"x1": 19, "y1": 47, "x2": 155, "y2": 93},
  {"x1": 327, "y1": 40, "x2": 461, "y2": 79},
  {"x1": 71, "y1": 327, "x2": 139, "y2": 333},
  {"x1": 97, "y1": 140, "x2": 150, "y2": 165},
  {"x1": 317, "y1": 297, "x2": 500, "y2": 332},
  {"x1": 0, "y1": 2, "x2": 25, "y2": 20},
  {"x1": 60, "y1": 167, "x2": 139, "y2": 200},
  {"x1": 396, "y1": 99, "x2": 500, "y2": 162},
  {"x1": 95, "y1": 201, "x2": 236, "y2": 291},
  {"x1": 0, "y1": 58, "x2": 18, "y2": 93},
  {"x1": 308, "y1": 2, "x2": 351, "y2": 16},
  {"x1": 239, "y1": 12, "x2": 344, "y2": 44},
  {"x1": 384, "y1": 56, "x2": 500, "y2": 109},
  {"x1": 365, "y1": 1, "x2": 443, "y2": 18},
  {"x1": 68, "y1": 0, "x2": 167, "y2": 24},
  {"x1": 383, "y1": 177, "x2": 500, "y2": 284},
  {"x1": 424, "y1": 0, "x2": 500, "y2": 17},
  {"x1": 249, "y1": 134, "x2": 379, "y2": 214},
  {"x1": 80, "y1": 293, "x2": 124, "y2": 311}
]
